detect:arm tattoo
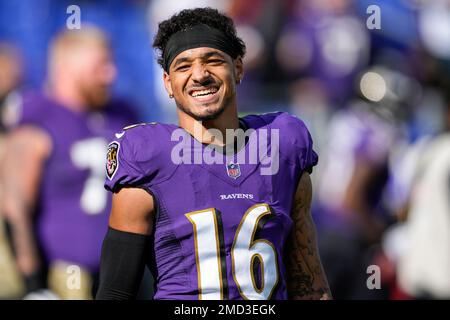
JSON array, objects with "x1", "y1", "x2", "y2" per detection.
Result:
[{"x1": 285, "y1": 173, "x2": 332, "y2": 300}]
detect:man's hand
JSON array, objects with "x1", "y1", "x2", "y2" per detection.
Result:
[{"x1": 285, "y1": 172, "x2": 332, "y2": 300}]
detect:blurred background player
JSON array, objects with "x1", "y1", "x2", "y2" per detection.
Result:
[
  {"x1": 0, "y1": 43, "x2": 25, "y2": 299},
  {"x1": 0, "y1": 26, "x2": 137, "y2": 299},
  {"x1": 313, "y1": 66, "x2": 410, "y2": 299}
]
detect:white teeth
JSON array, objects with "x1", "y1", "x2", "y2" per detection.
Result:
[{"x1": 191, "y1": 88, "x2": 218, "y2": 97}]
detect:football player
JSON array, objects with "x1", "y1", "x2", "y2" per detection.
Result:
[
  {"x1": 1, "y1": 26, "x2": 137, "y2": 299},
  {"x1": 96, "y1": 8, "x2": 331, "y2": 300},
  {"x1": 0, "y1": 43, "x2": 25, "y2": 299}
]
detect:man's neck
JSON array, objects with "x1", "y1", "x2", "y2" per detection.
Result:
[{"x1": 179, "y1": 108, "x2": 240, "y2": 146}]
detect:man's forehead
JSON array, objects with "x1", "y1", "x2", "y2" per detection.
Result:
[{"x1": 173, "y1": 47, "x2": 228, "y2": 62}]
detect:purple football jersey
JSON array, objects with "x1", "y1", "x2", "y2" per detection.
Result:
[
  {"x1": 105, "y1": 112, "x2": 318, "y2": 299},
  {"x1": 17, "y1": 91, "x2": 137, "y2": 272}
]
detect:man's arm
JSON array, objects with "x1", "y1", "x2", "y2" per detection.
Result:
[
  {"x1": 0, "y1": 126, "x2": 51, "y2": 290},
  {"x1": 285, "y1": 172, "x2": 332, "y2": 300},
  {"x1": 95, "y1": 187, "x2": 154, "y2": 300}
]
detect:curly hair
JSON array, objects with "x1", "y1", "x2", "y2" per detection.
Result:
[{"x1": 152, "y1": 7, "x2": 246, "y2": 69}]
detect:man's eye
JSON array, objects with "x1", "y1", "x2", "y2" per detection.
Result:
[
  {"x1": 208, "y1": 59, "x2": 224, "y2": 64},
  {"x1": 176, "y1": 65, "x2": 190, "y2": 71}
]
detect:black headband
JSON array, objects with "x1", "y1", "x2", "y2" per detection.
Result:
[{"x1": 162, "y1": 24, "x2": 240, "y2": 73}]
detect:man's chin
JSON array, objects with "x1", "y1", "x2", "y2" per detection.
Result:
[
  {"x1": 86, "y1": 95, "x2": 110, "y2": 109},
  {"x1": 179, "y1": 104, "x2": 226, "y2": 122},
  {"x1": 192, "y1": 113, "x2": 221, "y2": 121},
  {"x1": 80, "y1": 86, "x2": 110, "y2": 109}
]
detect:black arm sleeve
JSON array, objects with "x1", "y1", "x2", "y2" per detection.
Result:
[{"x1": 95, "y1": 227, "x2": 150, "y2": 300}]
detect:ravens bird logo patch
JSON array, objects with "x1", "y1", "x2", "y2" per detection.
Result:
[{"x1": 106, "y1": 141, "x2": 120, "y2": 180}]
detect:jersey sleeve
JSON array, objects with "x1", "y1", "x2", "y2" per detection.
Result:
[
  {"x1": 294, "y1": 117, "x2": 318, "y2": 174},
  {"x1": 104, "y1": 129, "x2": 149, "y2": 193},
  {"x1": 278, "y1": 112, "x2": 319, "y2": 174},
  {"x1": 104, "y1": 123, "x2": 177, "y2": 193}
]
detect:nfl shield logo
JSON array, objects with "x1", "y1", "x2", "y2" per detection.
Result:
[{"x1": 226, "y1": 162, "x2": 241, "y2": 179}]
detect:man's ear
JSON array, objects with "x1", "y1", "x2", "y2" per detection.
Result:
[
  {"x1": 163, "y1": 71, "x2": 174, "y2": 97},
  {"x1": 234, "y1": 57, "x2": 244, "y2": 84}
]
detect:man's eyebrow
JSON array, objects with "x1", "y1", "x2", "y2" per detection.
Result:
[
  {"x1": 173, "y1": 57, "x2": 192, "y2": 68},
  {"x1": 202, "y1": 51, "x2": 226, "y2": 60}
]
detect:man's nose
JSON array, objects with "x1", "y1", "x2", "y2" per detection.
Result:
[{"x1": 191, "y1": 63, "x2": 210, "y2": 83}]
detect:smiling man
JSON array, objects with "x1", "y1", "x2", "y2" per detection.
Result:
[{"x1": 96, "y1": 7, "x2": 331, "y2": 300}]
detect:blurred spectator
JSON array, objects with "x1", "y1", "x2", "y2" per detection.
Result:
[
  {"x1": 395, "y1": 108, "x2": 450, "y2": 299},
  {"x1": 0, "y1": 26, "x2": 137, "y2": 299},
  {"x1": 313, "y1": 65, "x2": 413, "y2": 299},
  {"x1": 383, "y1": 52, "x2": 450, "y2": 299}
]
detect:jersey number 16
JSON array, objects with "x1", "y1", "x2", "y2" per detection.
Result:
[{"x1": 186, "y1": 203, "x2": 279, "y2": 300}]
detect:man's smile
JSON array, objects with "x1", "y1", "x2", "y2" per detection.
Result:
[{"x1": 187, "y1": 85, "x2": 221, "y2": 104}]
